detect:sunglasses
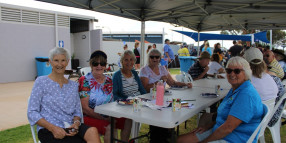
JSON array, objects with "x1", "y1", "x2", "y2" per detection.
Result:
[
  {"x1": 264, "y1": 54, "x2": 270, "y2": 57},
  {"x1": 150, "y1": 56, "x2": 160, "y2": 59},
  {"x1": 92, "y1": 62, "x2": 106, "y2": 67},
  {"x1": 225, "y1": 68, "x2": 244, "y2": 74}
]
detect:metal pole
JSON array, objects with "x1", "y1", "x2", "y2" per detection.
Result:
[
  {"x1": 197, "y1": 32, "x2": 200, "y2": 57},
  {"x1": 251, "y1": 34, "x2": 254, "y2": 45},
  {"x1": 270, "y1": 30, "x2": 273, "y2": 50},
  {"x1": 140, "y1": 21, "x2": 145, "y2": 67},
  {"x1": 55, "y1": 14, "x2": 58, "y2": 47}
]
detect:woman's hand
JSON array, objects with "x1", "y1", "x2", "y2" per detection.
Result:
[
  {"x1": 191, "y1": 126, "x2": 208, "y2": 134},
  {"x1": 185, "y1": 83, "x2": 192, "y2": 88},
  {"x1": 65, "y1": 123, "x2": 79, "y2": 137},
  {"x1": 160, "y1": 76, "x2": 168, "y2": 82},
  {"x1": 50, "y1": 126, "x2": 66, "y2": 139}
]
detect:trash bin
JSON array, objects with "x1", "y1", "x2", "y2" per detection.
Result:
[
  {"x1": 179, "y1": 56, "x2": 197, "y2": 73},
  {"x1": 35, "y1": 57, "x2": 52, "y2": 77}
]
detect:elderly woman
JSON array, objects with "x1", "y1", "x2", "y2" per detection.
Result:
[
  {"x1": 177, "y1": 57, "x2": 264, "y2": 143},
  {"x1": 78, "y1": 50, "x2": 128, "y2": 143},
  {"x1": 243, "y1": 48, "x2": 278, "y2": 101},
  {"x1": 207, "y1": 53, "x2": 225, "y2": 76},
  {"x1": 140, "y1": 49, "x2": 192, "y2": 93},
  {"x1": 27, "y1": 48, "x2": 101, "y2": 143},
  {"x1": 140, "y1": 49, "x2": 192, "y2": 143},
  {"x1": 113, "y1": 50, "x2": 146, "y2": 100}
]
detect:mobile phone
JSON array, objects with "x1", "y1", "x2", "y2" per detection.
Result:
[
  {"x1": 64, "y1": 128, "x2": 77, "y2": 133},
  {"x1": 201, "y1": 93, "x2": 219, "y2": 98}
]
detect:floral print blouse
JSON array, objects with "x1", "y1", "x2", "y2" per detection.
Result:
[{"x1": 78, "y1": 72, "x2": 113, "y2": 109}]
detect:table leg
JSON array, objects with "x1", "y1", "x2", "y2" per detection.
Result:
[
  {"x1": 171, "y1": 128, "x2": 176, "y2": 143},
  {"x1": 110, "y1": 117, "x2": 114, "y2": 143}
]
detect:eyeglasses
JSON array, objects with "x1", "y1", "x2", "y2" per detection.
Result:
[
  {"x1": 264, "y1": 54, "x2": 270, "y2": 57},
  {"x1": 225, "y1": 68, "x2": 244, "y2": 74},
  {"x1": 150, "y1": 56, "x2": 160, "y2": 59},
  {"x1": 92, "y1": 62, "x2": 106, "y2": 67}
]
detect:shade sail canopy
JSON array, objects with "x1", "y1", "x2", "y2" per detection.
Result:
[
  {"x1": 37, "y1": 0, "x2": 286, "y2": 31},
  {"x1": 174, "y1": 30, "x2": 270, "y2": 43}
]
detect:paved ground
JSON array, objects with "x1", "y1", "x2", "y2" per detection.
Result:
[{"x1": 0, "y1": 81, "x2": 34, "y2": 131}]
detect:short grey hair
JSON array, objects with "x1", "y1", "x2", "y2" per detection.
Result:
[
  {"x1": 147, "y1": 49, "x2": 162, "y2": 65},
  {"x1": 120, "y1": 50, "x2": 136, "y2": 65},
  {"x1": 226, "y1": 56, "x2": 252, "y2": 80},
  {"x1": 49, "y1": 47, "x2": 70, "y2": 61}
]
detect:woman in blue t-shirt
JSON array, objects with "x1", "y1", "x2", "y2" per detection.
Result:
[{"x1": 177, "y1": 57, "x2": 264, "y2": 143}]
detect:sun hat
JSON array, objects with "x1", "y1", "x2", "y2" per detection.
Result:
[
  {"x1": 198, "y1": 51, "x2": 211, "y2": 59},
  {"x1": 243, "y1": 48, "x2": 263, "y2": 64},
  {"x1": 272, "y1": 49, "x2": 286, "y2": 59}
]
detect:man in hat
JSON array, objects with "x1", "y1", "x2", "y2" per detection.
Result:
[
  {"x1": 188, "y1": 51, "x2": 210, "y2": 80},
  {"x1": 273, "y1": 49, "x2": 286, "y2": 78},
  {"x1": 164, "y1": 39, "x2": 175, "y2": 68},
  {"x1": 264, "y1": 49, "x2": 285, "y2": 79}
]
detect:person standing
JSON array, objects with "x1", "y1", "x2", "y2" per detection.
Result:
[
  {"x1": 152, "y1": 43, "x2": 157, "y2": 49},
  {"x1": 163, "y1": 39, "x2": 175, "y2": 68},
  {"x1": 202, "y1": 42, "x2": 212, "y2": 56},
  {"x1": 133, "y1": 42, "x2": 141, "y2": 69}
]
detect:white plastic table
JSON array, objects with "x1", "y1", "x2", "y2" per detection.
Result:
[{"x1": 94, "y1": 78, "x2": 231, "y2": 143}]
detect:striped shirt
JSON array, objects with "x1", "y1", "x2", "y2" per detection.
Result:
[
  {"x1": 121, "y1": 72, "x2": 141, "y2": 97},
  {"x1": 269, "y1": 59, "x2": 284, "y2": 79}
]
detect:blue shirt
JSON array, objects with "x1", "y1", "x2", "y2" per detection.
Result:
[
  {"x1": 27, "y1": 76, "x2": 82, "y2": 132},
  {"x1": 164, "y1": 44, "x2": 175, "y2": 59},
  {"x1": 213, "y1": 80, "x2": 263, "y2": 143},
  {"x1": 202, "y1": 47, "x2": 212, "y2": 55}
]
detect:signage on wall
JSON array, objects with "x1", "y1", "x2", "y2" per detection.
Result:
[{"x1": 59, "y1": 40, "x2": 64, "y2": 48}]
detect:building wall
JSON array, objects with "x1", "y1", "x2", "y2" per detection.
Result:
[{"x1": 0, "y1": 22, "x2": 71, "y2": 83}]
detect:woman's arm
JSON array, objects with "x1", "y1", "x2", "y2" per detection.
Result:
[
  {"x1": 37, "y1": 118, "x2": 67, "y2": 139},
  {"x1": 80, "y1": 97, "x2": 106, "y2": 120},
  {"x1": 199, "y1": 115, "x2": 242, "y2": 143},
  {"x1": 218, "y1": 68, "x2": 225, "y2": 73},
  {"x1": 165, "y1": 73, "x2": 192, "y2": 88},
  {"x1": 140, "y1": 77, "x2": 157, "y2": 93},
  {"x1": 112, "y1": 71, "x2": 123, "y2": 100},
  {"x1": 193, "y1": 66, "x2": 209, "y2": 80}
]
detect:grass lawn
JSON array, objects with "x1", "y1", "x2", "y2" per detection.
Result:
[{"x1": 1, "y1": 68, "x2": 285, "y2": 142}]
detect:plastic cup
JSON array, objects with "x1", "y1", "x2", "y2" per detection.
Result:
[{"x1": 133, "y1": 98, "x2": 142, "y2": 112}]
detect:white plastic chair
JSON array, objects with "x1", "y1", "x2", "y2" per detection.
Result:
[
  {"x1": 181, "y1": 71, "x2": 193, "y2": 83},
  {"x1": 247, "y1": 103, "x2": 270, "y2": 143},
  {"x1": 79, "y1": 67, "x2": 91, "y2": 76},
  {"x1": 257, "y1": 98, "x2": 276, "y2": 143},
  {"x1": 263, "y1": 93, "x2": 286, "y2": 143}
]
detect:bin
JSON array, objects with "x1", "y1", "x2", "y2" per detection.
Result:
[
  {"x1": 35, "y1": 57, "x2": 52, "y2": 77},
  {"x1": 179, "y1": 56, "x2": 197, "y2": 73}
]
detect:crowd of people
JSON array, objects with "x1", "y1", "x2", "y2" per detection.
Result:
[{"x1": 27, "y1": 39, "x2": 286, "y2": 143}]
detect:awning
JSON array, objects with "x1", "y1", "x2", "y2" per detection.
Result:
[{"x1": 173, "y1": 30, "x2": 270, "y2": 43}]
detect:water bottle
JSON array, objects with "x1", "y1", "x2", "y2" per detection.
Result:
[{"x1": 156, "y1": 80, "x2": 164, "y2": 106}]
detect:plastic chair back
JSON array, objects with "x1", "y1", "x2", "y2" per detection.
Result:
[
  {"x1": 28, "y1": 96, "x2": 40, "y2": 143},
  {"x1": 79, "y1": 67, "x2": 91, "y2": 76},
  {"x1": 247, "y1": 104, "x2": 269, "y2": 143},
  {"x1": 181, "y1": 71, "x2": 193, "y2": 83},
  {"x1": 266, "y1": 93, "x2": 286, "y2": 143}
]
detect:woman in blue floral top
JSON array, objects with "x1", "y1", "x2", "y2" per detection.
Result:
[{"x1": 79, "y1": 50, "x2": 129, "y2": 143}]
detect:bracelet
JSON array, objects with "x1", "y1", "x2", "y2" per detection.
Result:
[{"x1": 74, "y1": 120, "x2": 81, "y2": 126}]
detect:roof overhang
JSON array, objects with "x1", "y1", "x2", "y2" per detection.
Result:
[{"x1": 36, "y1": 0, "x2": 286, "y2": 31}]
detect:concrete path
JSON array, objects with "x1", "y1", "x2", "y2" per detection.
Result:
[{"x1": 0, "y1": 81, "x2": 34, "y2": 131}]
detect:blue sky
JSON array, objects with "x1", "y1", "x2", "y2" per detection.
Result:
[{"x1": 0, "y1": 0, "x2": 234, "y2": 48}]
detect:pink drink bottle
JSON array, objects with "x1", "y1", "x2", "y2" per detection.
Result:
[{"x1": 156, "y1": 80, "x2": 164, "y2": 106}]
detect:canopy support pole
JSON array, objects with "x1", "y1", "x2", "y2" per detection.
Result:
[
  {"x1": 270, "y1": 30, "x2": 273, "y2": 50},
  {"x1": 55, "y1": 14, "x2": 58, "y2": 47},
  {"x1": 197, "y1": 32, "x2": 200, "y2": 57},
  {"x1": 140, "y1": 21, "x2": 145, "y2": 67},
  {"x1": 251, "y1": 34, "x2": 254, "y2": 45}
]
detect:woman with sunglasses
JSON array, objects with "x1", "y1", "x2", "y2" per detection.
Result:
[
  {"x1": 140, "y1": 49, "x2": 192, "y2": 143},
  {"x1": 177, "y1": 57, "x2": 264, "y2": 143},
  {"x1": 78, "y1": 50, "x2": 128, "y2": 143},
  {"x1": 28, "y1": 48, "x2": 101, "y2": 143}
]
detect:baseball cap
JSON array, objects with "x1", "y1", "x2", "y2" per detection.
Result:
[
  {"x1": 89, "y1": 50, "x2": 107, "y2": 60},
  {"x1": 243, "y1": 48, "x2": 263, "y2": 64}
]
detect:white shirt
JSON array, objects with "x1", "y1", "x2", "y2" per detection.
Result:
[
  {"x1": 207, "y1": 61, "x2": 223, "y2": 74},
  {"x1": 139, "y1": 65, "x2": 169, "y2": 84},
  {"x1": 251, "y1": 73, "x2": 278, "y2": 101}
]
